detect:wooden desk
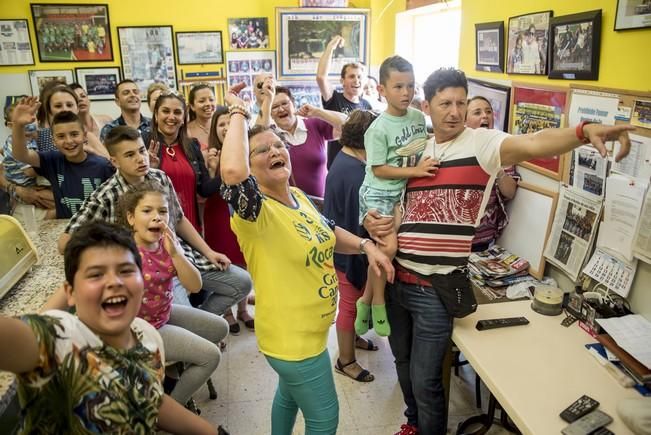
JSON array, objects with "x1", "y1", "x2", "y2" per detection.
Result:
[{"x1": 452, "y1": 300, "x2": 640, "y2": 435}]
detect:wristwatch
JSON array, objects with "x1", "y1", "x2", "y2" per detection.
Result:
[{"x1": 359, "y1": 238, "x2": 372, "y2": 254}]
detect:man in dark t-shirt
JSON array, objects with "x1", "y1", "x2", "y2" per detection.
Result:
[{"x1": 317, "y1": 35, "x2": 371, "y2": 169}]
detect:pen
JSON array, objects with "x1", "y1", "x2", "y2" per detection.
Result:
[{"x1": 587, "y1": 347, "x2": 635, "y2": 388}]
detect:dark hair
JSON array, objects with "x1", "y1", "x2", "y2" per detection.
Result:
[
  {"x1": 147, "y1": 82, "x2": 168, "y2": 107},
  {"x1": 115, "y1": 79, "x2": 138, "y2": 98},
  {"x1": 41, "y1": 84, "x2": 79, "y2": 125},
  {"x1": 341, "y1": 62, "x2": 365, "y2": 79},
  {"x1": 274, "y1": 86, "x2": 295, "y2": 103},
  {"x1": 379, "y1": 56, "x2": 413, "y2": 85},
  {"x1": 247, "y1": 124, "x2": 273, "y2": 140},
  {"x1": 208, "y1": 106, "x2": 230, "y2": 150},
  {"x1": 367, "y1": 75, "x2": 378, "y2": 86},
  {"x1": 117, "y1": 179, "x2": 168, "y2": 229},
  {"x1": 64, "y1": 221, "x2": 142, "y2": 284},
  {"x1": 188, "y1": 84, "x2": 214, "y2": 121},
  {"x1": 467, "y1": 95, "x2": 492, "y2": 108},
  {"x1": 51, "y1": 111, "x2": 84, "y2": 131},
  {"x1": 68, "y1": 83, "x2": 84, "y2": 92},
  {"x1": 151, "y1": 92, "x2": 194, "y2": 160},
  {"x1": 104, "y1": 125, "x2": 142, "y2": 155},
  {"x1": 339, "y1": 110, "x2": 378, "y2": 150},
  {"x1": 422, "y1": 67, "x2": 468, "y2": 103}
]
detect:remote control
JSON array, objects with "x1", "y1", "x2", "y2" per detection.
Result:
[
  {"x1": 561, "y1": 410, "x2": 613, "y2": 435},
  {"x1": 560, "y1": 395, "x2": 599, "y2": 422},
  {"x1": 475, "y1": 317, "x2": 529, "y2": 331},
  {"x1": 590, "y1": 427, "x2": 614, "y2": 435}
]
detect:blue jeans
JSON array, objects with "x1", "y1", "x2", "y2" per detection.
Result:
[{"x1": 385, "y1": 280, "x2": 452, "y2": 435}]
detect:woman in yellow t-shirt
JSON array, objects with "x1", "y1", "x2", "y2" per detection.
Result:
[{"x1": 220, "y1": 83, "x2": 394, "y2": 435}]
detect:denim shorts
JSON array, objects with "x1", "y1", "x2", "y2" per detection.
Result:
[{"x1": 359, "y1": 184, "x2": 403, "y2": 224}]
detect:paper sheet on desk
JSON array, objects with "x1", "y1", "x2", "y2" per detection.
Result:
[{"x1": 597, "y1": 315, "x2": 651, "y2": 370}]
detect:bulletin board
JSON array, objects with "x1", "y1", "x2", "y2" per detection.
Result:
[{"x1": 497, "y1": 182, "x2": 558, "y2": 279}]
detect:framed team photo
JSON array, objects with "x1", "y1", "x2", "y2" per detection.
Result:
[
  {"x1": 506, "y1": 10, "x2": 552, "y2": 75},
  {"x1": 227, "y1": 18, "x2": 270, "y2": 50},
  {"x1": 549, "y1": 10, "x2": 602, "y2": 80},
  {"x1": 475, "y1": 21, "x2": 504, "y2": 73},
  {"x1": 30, "y1": 3, "x2": 113, "y2": 62},
  {"x1": 75, "y1": 67, "x2": 121, "y2": 100}
]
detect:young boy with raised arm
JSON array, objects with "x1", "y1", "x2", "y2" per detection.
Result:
[
  {"x1": 11, "y1": 96, "x2": 114, "y2": 218},
  {"x1": 0, "y1": 220, "x2": 223, "y2": 434},
  {"x1": 355, "y1": 56, "x2": 437, "y2": 337}
]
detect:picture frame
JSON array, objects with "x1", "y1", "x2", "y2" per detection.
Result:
[
  {"x1": 614, "y1": 0, "x2": 651, "y2": 31},
  {"x1": 225, "y1": 50, "x2": 276, "y2": 107},
  {"x1": 300, "y1": 0, "x2": 349, "y2": 6},
  {"x1": 30, "y1": 3, "x2": 113, "y2": 62},
  {"x1": 0, "y1": 19, "x2": 35, "y2": 66},
  {"x1": 28, "y1": 69, "x2": 74, "y2": 96},
  {"x1": 475, "y1": 21, "x2": 504, "y2": 73},
  {"x1": 75, "y1": 67, "x2": 121, "y2": 100},
  {"x1": 506, "y1": 10, "x2": 552, "y2": 75},
  {"x1": 176, "y1": 31, "x2": 223, "y2": 65},
  {"x1": 227, "y1": 18, "x2": 270, "y2": 50},
  {"x1": 467, "y1": 78, "x2": 511, "y2": 132},
  {"x1": 549, "y1": 10, "x2": 602, "y2": 80},
  {"x1": 509, "y1": 82, "x2": 569, "y2": 180},
  {"x1": 278, "y1": 81, "x2": 324, "y2": 108},
  {"x1": 276, "y1": 8, "x2": 370, "y2": 80},
  {"x1": 117, "y1": 26, "x2": 178, "y2": 98}
]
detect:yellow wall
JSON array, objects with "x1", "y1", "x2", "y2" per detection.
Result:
[{"x1": 459, "y1": 0, "x2": 651, "y2": 92}]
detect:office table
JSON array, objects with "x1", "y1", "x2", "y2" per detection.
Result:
[{"x1": 451, "y1": 300, "x2": 640, "y2": 434}]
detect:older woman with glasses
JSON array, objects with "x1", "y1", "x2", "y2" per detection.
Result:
[{"x1": 219, "y1": 83, "x2": 394, "y2": 435}]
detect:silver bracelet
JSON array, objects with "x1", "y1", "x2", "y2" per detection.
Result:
[{"x1": 359, "y1": 238, "x2": 372, "y2": 254}]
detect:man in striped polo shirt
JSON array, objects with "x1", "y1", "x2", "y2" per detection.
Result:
[{"x1": 365, "y1": 68, "x2": 633, "y2": 435}]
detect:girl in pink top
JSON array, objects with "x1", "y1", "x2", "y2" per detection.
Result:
[{"x1": 119, "y1": 180, "x2": 229, "y2": 405}]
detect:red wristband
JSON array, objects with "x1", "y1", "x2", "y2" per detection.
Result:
[{"x1": 575, "y1": 121, "x2": 592, "y2": 144}]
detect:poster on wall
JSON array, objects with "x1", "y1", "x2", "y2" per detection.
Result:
[
  {"x1": 225, "y1": 50, "x2": 276, "y2": 107},
  {"x1": 0, "y1": 19, "x2": 34, "y2": 66},
  {"x1": 549, "y1": 10, "x2": 602, "y2": 80},
  {"x1": 30, "y1": 3, "x2": 113, "y2": 62},
  {"x1": 118, "y1": 26, "x2": 177, "y2": 97},
  {"x1": 276, "y1": 8, "x2": 369, "y2": 80},
  {"x1": 506, "y1": 10, "x2": 551, "y2": 75},
  {"x1": 176, "y1": 31, "x2": 223, "y2": 65},
  {"x1": 475, "y1": 21, "x2": 504, "y2": 73},
  {"x1": 228, "y1": 18, "x2": 270, "y2": 49},
  {"x1": 510, "y1": 84, "x2": 568, "y2": 179}
]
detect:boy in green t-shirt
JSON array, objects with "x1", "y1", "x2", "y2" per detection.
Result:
[{"x1": 356, "y1": 56, "x2": 438, "y2": 337}]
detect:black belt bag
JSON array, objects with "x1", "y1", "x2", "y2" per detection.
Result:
[{"x1": 430, "y1": 267, "x2": 477, "y2": 318}]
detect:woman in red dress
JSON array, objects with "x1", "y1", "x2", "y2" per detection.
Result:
[{"x1": 204, "y1": 106, "x2": 255, "y2": 334}]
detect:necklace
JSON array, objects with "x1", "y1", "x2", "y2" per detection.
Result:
[
  {"x1": 164, "y1": 143, "x2": 177, "y2": 160},
  {"x1": 196, "y1": 121, "x2": 210, "y2": 135},
  {"x1": 433, "y1": 131, "x2": 463, "y2": 162}
]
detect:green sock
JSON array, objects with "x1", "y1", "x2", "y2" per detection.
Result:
[
  {"x1": 355, "y1": 299, "x2": 371, "y2": 336},
  {"x1": 372, "y1": 304, "x2": 391, "y2": 336}
]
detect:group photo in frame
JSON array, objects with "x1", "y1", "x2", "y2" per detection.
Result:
[
  {"x1": 0, "y1": 19, "x2": 34, "y2": 66},
  {"x1": 475, "y1": 21, "x2": 504, "y2": 73},
  {"x1": 549, "y1": 10, "x2": 602, "y2": 80},
  {"x1": 30, "y1": 3, "x2": 113, "y2": 62},
  {"x1": 276, "y1": 8, "x2": 369, "y2": 80},
  {"x1": 176, "y1": 31, "x2": 223, "y2": 65},
  {"x1": 75, "y1": 67, "x2": 121, "y2": 101},
  {"x1": 117, "y1": 25, "x2": 177, "y2": 97},
  {"x1": 506, "y1": 10, "x2": 552, "y2": 75},
  {"x1": 278, "y1": 81, "x2": 323, "y2": 108},
  {"x1": 225, "y1": 50, "x2": 276, "y2": 106},
  {"x1": 467, "y1": 78, "x2": 511, "y2": 132},
  {"x1": 228, "y1": 18, "x2": 270, "y2": 49},
  {"x1": 509, "y1": 83, "x2": 569, "y2": 180},
  {"x1": 614, "y1": 0, "x2": 651, "y2": 30},
  {"x1": 28, "y1": 69, "x2": 74, "y2": 95}
]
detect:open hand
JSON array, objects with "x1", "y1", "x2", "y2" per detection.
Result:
[
  {"x1": 12, "y1": 97, "x2": 40, "y2": 127},
  {"x1": 327, "y1": 35, "x2": 344, "y2": 50},
  {"x1": 364, "y1": 241, "x2": 395, "y2": 283},
  {"x1": 206, "y1": 250, "x2": 231, "y2": 271},
  {"x1": 411, "y1": 155, "x2": 440, "y2": 178},
  {"x1": 148, "y1": 140, "x2": 161, "y2": 168},
  {"x1": 583, "y1": 124, "x2": 635, "y2": 162},
  {"x1": 225, "y1": 83, "x2": 247, "y2": 107},
  {"x1": 162, "y1": 222, "x2": 182, "y2": 257}
]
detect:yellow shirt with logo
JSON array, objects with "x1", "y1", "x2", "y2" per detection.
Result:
[{"x1": 231, "y1": 187, "x2": 338, "y2": 361}]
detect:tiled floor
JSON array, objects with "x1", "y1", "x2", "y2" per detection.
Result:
[{"x1": 193, "y1": 320, "x2": 511, "y2": 435}]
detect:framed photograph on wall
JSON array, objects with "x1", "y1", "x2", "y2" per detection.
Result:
[
  {"x1": 227, "y1": 18, "x2": 270, "y2": 50},
  {"x1": 549, "y1": 10, "x2": 602, "y2": 80},
  {"x1": 0, "y1": 19, "x2": 35, "y2": 66},
  {"x1": 506, "y1": 10, "x2": 552, "y2": 75},
  {"x1": 225, "y1": 50, "x2": 276, "y2": 107},
  {"x1": 475, "y1": 21, "x2": 504, "y2": 73},
  {"x1": 300, "y1": 0, "x2": 349, "y2": 6},
  {"x1": 278, "y1": 81, "x2": 323, "y2": 108},
  {"x1": 75, "y1": 67, "x2": 121, "y2": 100},
  {"x1": 28, "y1": 69, "x2": 74, "y2": 96},
  {"x1": 615, "y1": 0, "x2": 651, "y2": 30},
  {"x1": 176, "y1": 31, "x2": 223, "y2": 65},
  {"x1": 30, "y1": 3, "x2": 113, "y2": 62},
  {"x1": 118, "y1": 26, "x2": 177, "y2": 98},
  {"x1": 467, "y1": 78, "x2": 511, "y2": 132},
  {"x1": 509, "y1": 83, "x2": 569, "y2": 180},
  {"x1": 276, "y1": 8, "x2": 370, "y2": 80}
]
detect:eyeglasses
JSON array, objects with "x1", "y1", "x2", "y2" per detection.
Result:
[
  {"x1": 249, "y1": 141, "x2": 288, "y2": 158},
  {"x1": 270, "y1": 100, "x2": 292, "y2": 113}
]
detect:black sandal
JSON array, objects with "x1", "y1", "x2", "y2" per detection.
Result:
[
  {"x1": 334, "y1": 359, "x2": 374, "y2": 382},
  {"x1": 355, "y1": 336, "x2": 379, "y2": 351},
  {"x1": 237, "y1": 311, "x2": 255, "y2": 330}
]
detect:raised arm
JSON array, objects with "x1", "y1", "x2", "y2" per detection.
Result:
[
  {"x1": 11, "y1": 97, "x2": 41, "y2": 168},
  {"x1": 500, "y1": 123, "x2": 634, "y2": 167},
  {"x1": 255, "y1": 77, "x2": 275, "y2": 127},
  {"x1": 316, "y1": 36, "x2": 343, "y2": 103},
  {"x1": 0, "y1": 317, "x2": 40, "y2": 374},
  {"x1": 220, "y1": 83, "x2": 251, "y2": 186}
]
